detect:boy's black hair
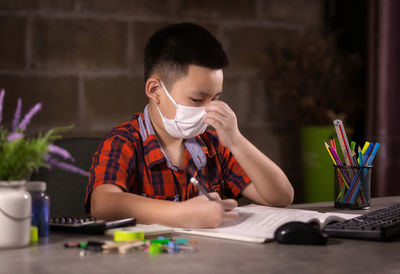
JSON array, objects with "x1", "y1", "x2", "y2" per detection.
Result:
[{"x1": 144, "y1": 22, "x2": 229, "y2": 85}]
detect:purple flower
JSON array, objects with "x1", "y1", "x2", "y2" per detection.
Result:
[
  {"x1": 18, "y1": 103, "x2": 42, "y2": 131},
  {"x1": 12, "y1": 98, "x2": 22, "y2": 132},
  {"x1": 0, "y1": 88, "x2": 5, "y2": 124},
  {"x1": 7, "y1": 132, "x2": 23, "y2": 142},
  {"x1": 48, "y1": 144, "x2": 75, "y2": 162},
  {"x1": 46, "y1": 156, "x2": 88, "y2": 177}
]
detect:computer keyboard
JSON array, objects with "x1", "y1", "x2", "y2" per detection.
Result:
[
  {"x1": 323, "y1": 204, "x2": 400, "y2": 241},
  {"x1": 50, "y1": 217, "x2": 136, "y2": 234}
]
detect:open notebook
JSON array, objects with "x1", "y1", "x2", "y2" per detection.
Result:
[
  {"x1": 175, "y1": 204, "x2": 360, "y2": 243},
  {"x1": 107, "y1": 204, "x2": 360, "y2": 243}
]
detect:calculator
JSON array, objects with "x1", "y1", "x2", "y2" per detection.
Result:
[{"x1": 49, "y1": 217, "x2": 136, "y2": 235}]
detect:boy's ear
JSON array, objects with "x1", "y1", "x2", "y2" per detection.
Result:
[{"x1": 145, "y1": 77, "x2": 161, "y2": 104}]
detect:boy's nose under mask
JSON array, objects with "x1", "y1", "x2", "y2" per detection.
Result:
[{"x1": 156, "y1": 81, "x2": 208, "y2": 139}]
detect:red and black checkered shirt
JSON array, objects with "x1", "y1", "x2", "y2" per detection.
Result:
[{"x1": 85, "y1": 107, "x2": 251, "y2": 214}]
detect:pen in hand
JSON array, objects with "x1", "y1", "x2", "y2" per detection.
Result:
[
  {"x1": 190, "y1": 177, "x2": 239, "y2": 222},
  {"x1": 190, "y1": 177, "x2": 215, "y2": 201}
]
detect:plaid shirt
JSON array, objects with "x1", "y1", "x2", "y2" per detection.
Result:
[{"x1": 85, "y1": 106, "x2": 251, "y2": 214}]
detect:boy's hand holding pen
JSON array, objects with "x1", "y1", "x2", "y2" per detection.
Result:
[{"x1": 182, "y1": 176, "x2": 238, "y2": 228}]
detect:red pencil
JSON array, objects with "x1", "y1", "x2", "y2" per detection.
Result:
[{"x1": 330, "y1": 136, "x2": 337, "y2": 151}]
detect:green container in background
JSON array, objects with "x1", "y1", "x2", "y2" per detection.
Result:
[{"x1": 301, "y1": 126, "x2": 338, "y2": 203}]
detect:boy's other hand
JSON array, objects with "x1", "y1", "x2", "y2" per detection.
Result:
[
  {"x1": 204, "y1": 101, "x2": 242, "y2": 149},
  {"x1": 181, "y1": 192, "x2": 238, "y2": 228}
]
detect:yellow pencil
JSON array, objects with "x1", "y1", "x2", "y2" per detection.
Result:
[{"x1": 324, "y1": 142, "x2": 337, "y2": 165}]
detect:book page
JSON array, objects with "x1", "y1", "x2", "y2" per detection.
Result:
[
  {"x1": 308, "y1": 211, "x2": 360, "y2": 227},
  {"x1": 214, "y1": 206, "x2": 323, "y2": 239}
]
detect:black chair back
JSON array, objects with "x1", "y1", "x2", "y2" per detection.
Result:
[{"x1": 31, "y1": 137, "x2": 101, "y2": 217}]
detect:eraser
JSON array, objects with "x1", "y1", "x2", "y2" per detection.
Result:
[{"x1": 114, "y1": 230, "x2": 144, "y2": 242}]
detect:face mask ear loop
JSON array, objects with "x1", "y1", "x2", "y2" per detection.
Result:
[
  {"x1": 156, "y1": 80, "x2": 179, "y2": 122},
  {"x1": 160, "y1": 81, "x2": 178, "y2": 106}
]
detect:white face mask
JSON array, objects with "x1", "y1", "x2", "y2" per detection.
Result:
[{"x1": 156, "y1": 81, "x2": 208, "y2": 139}]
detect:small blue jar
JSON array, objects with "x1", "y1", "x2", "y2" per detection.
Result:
[{"x1": 26, "y1": 181, "x2": 50, "y2": 237}]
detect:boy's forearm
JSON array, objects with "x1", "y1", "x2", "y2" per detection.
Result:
[
  {"x1": 229, "y1": 134, "x2": 294, "y2": 206},
  {"x1": 91, "y1": 187, "x2": 239, "y2": 228},
  {"x1": 91, "y1": 189, "x2": 186, "y2": 226}
]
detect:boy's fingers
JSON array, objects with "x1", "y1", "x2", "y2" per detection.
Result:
[
  {"x1": 205, "y1": 108, "x2": 229, "y2": 121},
  {"x1": 204, "y1": 112, "x2": 228, "y2": 127},
  {"x1": 203, "y1": 117, "x2": 223, "y2": 131},
  {"x1": 222, "y1": 210, "x2": 239, "y2": 222},
  {"x1": 203, "y1": 192, "x2": 237, "y2": 211},
  {"x1": 218, "y1": 198, "x2": 238, "y2": 211},
  {"x1": 206, "y1": 100, "x2": 230, "y2": 112},
  {"x1": 209, "y1": 192, "x2": 221, "y2": 200}
]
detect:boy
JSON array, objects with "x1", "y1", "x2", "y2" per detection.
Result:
[{"x1": 85, "y1": 22, "x2": 293, "y2": 228}]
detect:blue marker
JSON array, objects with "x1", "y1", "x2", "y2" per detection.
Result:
[
  {"x1": 366, "y1": 143, "x2": 380, "y2": 166},
  {"x1": 362, "y1": 142, "x2": 374, "y2": 165},
  {"x1": 358, "y1": 148, "x2": 364, "y2": 166}
]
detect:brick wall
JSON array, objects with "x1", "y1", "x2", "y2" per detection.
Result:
[{"x1": 0, "y1": 0, "x2": 327, "y2": 202}]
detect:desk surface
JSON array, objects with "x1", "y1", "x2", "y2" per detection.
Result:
[{"x1": 1, "y1": 196, "x2": 400, "y2": 274}]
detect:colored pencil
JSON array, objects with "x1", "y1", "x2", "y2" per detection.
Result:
[{"x1": 330, "y1": 136, "x2": 337, "y2": 151}]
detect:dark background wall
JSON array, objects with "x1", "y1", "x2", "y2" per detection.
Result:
[{"x1": 0, "y1": 0, "x2": 366, "y2": 203}]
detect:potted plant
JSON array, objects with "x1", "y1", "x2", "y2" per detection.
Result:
[
  {"x1": 0, "y1": 89, "x2": 87, "y2": 248},
  {"x1": 265, "y1": 32, "x2": 364, "y2": 202}
]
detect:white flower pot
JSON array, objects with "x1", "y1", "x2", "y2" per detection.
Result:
[{"x1": 0, "y1": 181, "x2": 32, "y2": 249}]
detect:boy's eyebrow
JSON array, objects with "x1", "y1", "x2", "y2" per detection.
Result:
[{"x1": 193, "y1": 90, "x2": 223, "y2": 97}]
